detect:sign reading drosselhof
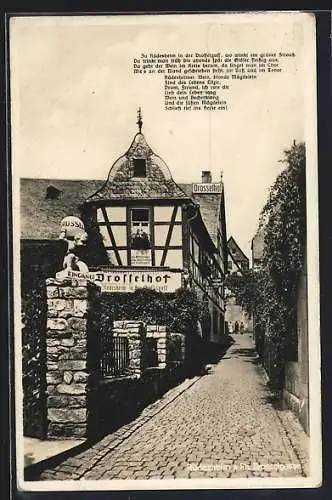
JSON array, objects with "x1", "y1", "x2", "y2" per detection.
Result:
[
  {"x1": 66, "y1": 269, "x2": 182, "y2": 293},
  {"x1": 192, "y1": 182, "x2": 222, "y2": 194}
]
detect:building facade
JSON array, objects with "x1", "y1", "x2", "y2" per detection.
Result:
[
  {"x1": 20, "y1": 121, "x2": 228, "y2": 345},
  {"x1": 179, "y1": 172, "x2": 228, "y2": 344},
  {"x1": 227, "y1": 236, "x2": 249, "y2": 274},
  {"x1": 282, "y1": 245, "x2": 309, "y2": 435}
]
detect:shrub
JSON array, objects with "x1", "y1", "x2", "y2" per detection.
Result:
[
  {"x1": 21, "y1": 275, "x2": 47, "y2": 437},
  {"x1": 99, "y1": 287, "x2": 207, "y2": 337}
]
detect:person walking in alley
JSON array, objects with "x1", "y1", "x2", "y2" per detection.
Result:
[
  {"x1": 240, "y1": 321, "x2": 245, "y2": 334},
  {"x1": 228, "y1": 321, "x2": 233, "y2": 334},
  {"x1": 234, "y1": 321, "x2": 239, "y2": 334}
]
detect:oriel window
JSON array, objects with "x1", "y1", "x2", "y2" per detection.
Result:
[
  {"x1": 130, "y1": 208, "x2": 151, "y2": 249},
  {"x1": 133, "y1": 158, "x2": 147, "y2": 177}
]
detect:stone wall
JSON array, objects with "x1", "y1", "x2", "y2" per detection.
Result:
[
  {"x1": 21, "y1": 240, "x2": 67, "y2": 439},
  {"x1": 87, "y1": 322, "x2": 185, "y2": 440},
  {"x1": 112, "y1": 321, "x2": 146, "y2": 377},
  {"x1": 88, "y1": 364, "x2": 186, "y2": 441},
  {"x1": 45, "y1": 278, "x2": 100, "y2": 439},
  {"x1": 44, "y1": 289, "x2": 189, "y2": 440},
  {"x1": 282, "y1": 249, "x2": 309, "y2": 435},
  {"x1": 111, "y1": 322, "x2": 173, "y2": 372},
  {"x1": 146, "y1": 325, "x2": 170, "y2": 369}
]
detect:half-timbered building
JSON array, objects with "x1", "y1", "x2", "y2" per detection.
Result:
[
  {"x1": 227, "y1": 236, "x2": 250, "y2": 274},
  {"x1": 81, "y1": 129, "x2": 189, "y2": 271},
  {"x1": 20, "y1": 116, "x2": 228, "y2": 344}
]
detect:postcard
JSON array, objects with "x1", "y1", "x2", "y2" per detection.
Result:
[{"x1": 10, "y1": 11, "x2": 321, "y2": 490}]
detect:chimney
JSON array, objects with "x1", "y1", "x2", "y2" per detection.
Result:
[{"x1": 201, "y1": 170, "x2": 212, "y2": 183}]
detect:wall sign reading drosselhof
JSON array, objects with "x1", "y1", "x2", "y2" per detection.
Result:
[
  {"x1": 192, "y1": 182, "x2": 222, "y2": 194},
  {"x1": 10, "y1": 11, "x2": 322, "y2": 492},
  {"x1": 65, "y1": 269, "x2": 183, "y2": 293}
]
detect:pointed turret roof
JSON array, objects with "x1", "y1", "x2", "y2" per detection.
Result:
[{"x1": 85, "y1": 131, "x2": 188, "y2": 203}]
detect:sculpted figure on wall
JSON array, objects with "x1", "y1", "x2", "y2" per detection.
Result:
[{"x1": 57, "y1": 216, "x2": 89, "y2": 278}]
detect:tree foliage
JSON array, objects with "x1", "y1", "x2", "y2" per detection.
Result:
[
  {"x1": 225, "y1": 269, "x2": 260, "y2": 318},
  {"x1": 225, "y1": 142, "x2": 306, "y2": 390}
]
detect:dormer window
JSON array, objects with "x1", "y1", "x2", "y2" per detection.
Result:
[{"x1": 133, "y1": 158, "x2": 146, "y2": 177}]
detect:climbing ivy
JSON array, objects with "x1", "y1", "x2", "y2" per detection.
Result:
[
  {"x1": 21, "y1": 275, "x2": 47, "y2": 437},
  {"x1": 225, "y1": 141, "x2": 306, "y2": 390}
]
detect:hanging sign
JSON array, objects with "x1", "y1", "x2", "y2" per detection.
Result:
[{"x1": 192, "y1": 182, "x2": 222, "y2": 194}]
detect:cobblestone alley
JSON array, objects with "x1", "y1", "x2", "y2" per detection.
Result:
[{"x1": 39, "y1": 334, "x2": 309, "y2": 481}]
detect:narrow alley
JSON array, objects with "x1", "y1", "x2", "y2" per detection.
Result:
[{"x1": 39, "y1": 334, "x2": 309, "y2": 481}]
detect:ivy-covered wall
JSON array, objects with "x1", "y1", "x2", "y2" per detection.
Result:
[
  {"x1": 21, "y1": 240, "x2": 66, "y2": 438},
  {"x1": 225, "y1": 142, "x2": 307, "y2": 394}
]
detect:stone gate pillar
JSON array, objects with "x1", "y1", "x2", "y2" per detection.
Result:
[
  {"x1": 146, "y1": 325, "x2": 171, "y2": 369},
  {"x1": 112, "y1": 321, "x2": 146, "y2": 377},
  {"x1": 45, "y1": 277, "x2": 100, "y2": 439}
]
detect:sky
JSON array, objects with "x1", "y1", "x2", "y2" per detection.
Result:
[{"x1": 10, "y1": 13, "x2": 314, "y2": 260}]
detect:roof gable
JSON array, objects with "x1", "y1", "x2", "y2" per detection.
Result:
[
  {"x1": 228, "y1": 250, "x2": 244, "y2": 275},
  {"x1": 86, "y1": 133, "x2": 188, "y2": 203},
  {"x1": 20, "y1": 177, "x2": 223, "y2": 256},
  {"x1": 228, "y1": 236, "x2": 249, "y2": 264}
]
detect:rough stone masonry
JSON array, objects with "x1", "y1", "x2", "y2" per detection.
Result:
[{"x1": 45, "y1": 278, "x2": 100, "y2": 439}]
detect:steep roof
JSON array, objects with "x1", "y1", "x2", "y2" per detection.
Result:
[
  {"x1": 179, "y1": 184, "x2": 221, "y2": 247},
  {"x1": 86, "y1": 133, "x2": 188, "y2": 203},
  {"x1": 251, "y1": 227, "x2": 265, "y2": 260},
  {"x1": 228, "y1": 249, "x2": 244, "y2": 275},
  {"x1": 227, "y1": 236, "x2": 249, "y2": 264},
  {"x1": 20, "y1": 178, "x2": 104, "y2": 240},
  {"x1": 19, "y1": 178, "x2": 222, "y2": 247}
]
